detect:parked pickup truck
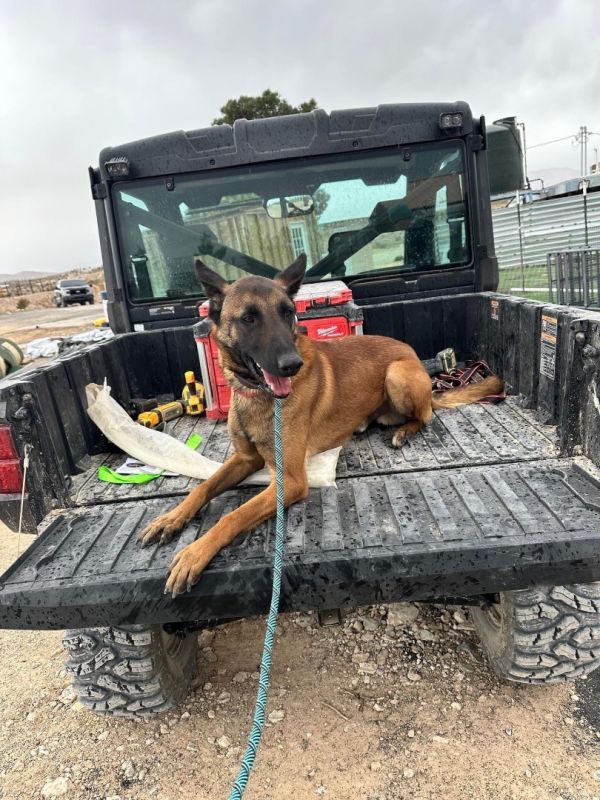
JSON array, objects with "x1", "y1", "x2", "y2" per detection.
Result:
[
  {"x1": 54, "y1": 278, "x2": 95, "y2": 307},
  {"x1": 1, "y1": 103, "x2": 600, "y2": 719}
]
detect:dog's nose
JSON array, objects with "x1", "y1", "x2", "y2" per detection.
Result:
[{"x1": 277, "y1": 352, "x2": 303, "y2": 376}]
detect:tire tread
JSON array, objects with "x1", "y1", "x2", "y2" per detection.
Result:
[
  {"x1": 62, "y1": 624, "x2": 197, "y2": 718},
  {"x1": 473, "y1": 582, "x2": 600, "y2": 685}
]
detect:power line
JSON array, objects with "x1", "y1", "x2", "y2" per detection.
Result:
[
  {"x1": 527, "y1": 134, "x2": 577, "y2": 150},
  {"x1": 528, "y1": 131, "x2": 600, "y2": 150}
]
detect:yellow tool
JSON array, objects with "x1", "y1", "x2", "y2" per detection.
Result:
[
  {"x1": 182, "y1": 371, "x2": 205, "y2": 416},
  {"x1": 137, "y1": 400, "x2": 184, "y2": 428}
]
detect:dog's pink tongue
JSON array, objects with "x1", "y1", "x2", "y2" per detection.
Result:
[{"x1": 262, "y1": 370, "x2": 292, "y2": 397}]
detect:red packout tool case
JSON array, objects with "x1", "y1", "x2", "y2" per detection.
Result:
[{"x1": 193, "y1": 281, "x2": 364, "y2": 420}]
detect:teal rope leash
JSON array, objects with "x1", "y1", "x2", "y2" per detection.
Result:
[{"x1": 228, "y1": 398, "x2": 285, "y2": 800}]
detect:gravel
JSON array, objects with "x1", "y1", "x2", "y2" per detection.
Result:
[
  {"x1": 216, "y1": 735, "x2": 232, "y2": 752},
  {"x1": 41, "y1": 777, "x2": 70, "y2": 798},
  {"x1": 0, "y1": 584, "x2": 595, "y2": 800},
  {"x1": 121, "y1": 760, "x2": 135, "y2": 780},
  {"x1": 198, "y1": 629, "x2": 215, "y2": 647},
  {"x1": 386, "y1": 603, "x2": 419, "y2": 627},
  {"x1": 360, "y1": 616, "x2": 380, "y2": 632},
  {"x1": 202, "y1": 647, "x2": 218, "y2": 663}
]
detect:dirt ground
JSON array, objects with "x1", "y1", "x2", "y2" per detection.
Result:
[
  {"x1": 0, "y1": 305, "x2": 101, "y2": 350},
  {"x1": 1, "y1": 530, "x2": 600, "y2": 800},
  {"x1": 0, "y1": 270, "x2": 104, "y2": 317},
  {"x1": 0, "y1": 269, "x2": 105, "y2": 348},
  {"x1": 0, "y1": 291, "x2": 58, "y2": 315}
]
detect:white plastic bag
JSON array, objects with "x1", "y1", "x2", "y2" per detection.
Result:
[
  {"x1": 85, "y1": 382, "x2": 340, "y2": 487},
  {"x1": 25, "y1": 337, "x2": 61, "y2": 359}
]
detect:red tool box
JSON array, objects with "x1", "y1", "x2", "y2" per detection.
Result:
[{"x1": 193, "y1": 281, "x2": 363, "y2": 420}]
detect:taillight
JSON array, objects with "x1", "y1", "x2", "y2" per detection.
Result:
[
  {"x1": 0, "y1": 460, "x2": 23, "y2": 493},
  {"x1": 0, "y1": 426, "x2": 19, "y2": 460},
  {"x1": 0, "y1": 426, "x2": 23, "y2": 493}
]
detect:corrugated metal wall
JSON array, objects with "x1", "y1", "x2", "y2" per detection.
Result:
[{"x1": 492, "y1": 192, "x2": 600, "y2": 271}]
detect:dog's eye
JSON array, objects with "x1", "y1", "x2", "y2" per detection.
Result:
[
  {"x1": 284, "y1": 307, "x2": 295, "y2": 320},
  {"x1": 241, "y1": 314, "x2": 255, "y2": 325}
]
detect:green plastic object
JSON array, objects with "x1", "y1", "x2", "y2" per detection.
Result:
[
  {"x1": 98, "y1": 432, "x2": 202, "y2": 485},
  {"x1": 97, "y1": 466, "x2": 162, "y2": 485},
  {"x1": 184, "y1": 432, "x2": 203, "y2": 451}
]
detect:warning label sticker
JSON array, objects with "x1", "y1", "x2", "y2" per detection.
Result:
[
  {"x1": 149, "y1": 305, "x2": 175, "y2": 316},
  {"x1": 540, "y1": 314, "x2": 558, "y2": 379}
]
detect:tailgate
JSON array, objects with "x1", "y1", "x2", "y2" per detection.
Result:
[{"x1": 2, "y1": 458, "x2": 600, "y2": 630}]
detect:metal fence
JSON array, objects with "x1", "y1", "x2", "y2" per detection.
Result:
[
  {"x1": 0, "y1": 277, "x2": 59, "y2": 298},
  {"x1": 492, "y1": 191, "x2": 600, "y2": 302},
  {"x1": 547, "y1": 250, "x2": 600, "y2": 307}
]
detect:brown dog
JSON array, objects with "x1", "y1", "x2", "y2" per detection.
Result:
[{"x1": 139, "y1": 255, "x2": 503, "y2": 595}]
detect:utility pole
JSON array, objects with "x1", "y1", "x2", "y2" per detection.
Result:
[
  {"x1": 580, "y1": 178, "x2": 589, "y2": 246},
  {"x1": 577, "y1": 125, "x2": 589, "y2": 176}
]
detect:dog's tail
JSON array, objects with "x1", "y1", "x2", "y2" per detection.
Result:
[{"x1": 431, "y1": 375, "x2": 504, "y2": 409}]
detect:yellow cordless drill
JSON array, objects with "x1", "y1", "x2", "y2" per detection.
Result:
[
  {"x1": 181, "y1": 371, "x2": 205, "y2": 416},
  {"x1": 137, "y1": 400, "x2": 185, "y2": 428}
]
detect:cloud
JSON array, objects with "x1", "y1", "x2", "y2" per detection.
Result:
[{"x1": 0, "y1": 0, "x2": 598, "y2": 271}]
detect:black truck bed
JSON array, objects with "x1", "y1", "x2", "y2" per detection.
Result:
[
  {"x1": 70, "y1": 398, "x2": 557, "y2": 505},
  {"x1": 3, "y1": 287, "x2": 600, "y2": 633},
  {"x1": 4, "y1": 399, "x2": 600, "y2": 631}
]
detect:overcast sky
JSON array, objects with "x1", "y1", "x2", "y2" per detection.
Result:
[{"x1": 1, "y1": 0, "x2": 598, "y2": 274}]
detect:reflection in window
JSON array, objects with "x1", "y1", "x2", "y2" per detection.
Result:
[
  {"x1": 112, "y1": 142, "x2": 470, "y2": 303},
  {"x1": 290, "y1": 223, "x2": 312, "y2": 266}
]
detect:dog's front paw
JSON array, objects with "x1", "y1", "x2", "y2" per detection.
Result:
[
  {"x1": 391, "y1": 429, "x2": 408, "y2": 447},
  {"x1": 165, "y1": 538, "x2": 216, "y2": 596},
  {"x1": 138, "y1": 509, "x2": 190, "y2": 547}
]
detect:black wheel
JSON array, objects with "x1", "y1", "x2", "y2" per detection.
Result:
[
  {"x1": 472, "y1": 583, "x2": 600, "y2": 684},
  {"x1": 62, "y1": 624, "x2": 198, "y2": 718}
]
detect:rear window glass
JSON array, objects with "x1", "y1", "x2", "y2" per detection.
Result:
[{"x1": 112, "y1": 141, "x2": 470, "y2": 303}]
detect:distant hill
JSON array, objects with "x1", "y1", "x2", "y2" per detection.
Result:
[
  {"x1": 0, "y1": 266, "x2": 102, "y2": 284},
  {"x1": 0, "y1": 269, "x2": 56, "y2": 282}
]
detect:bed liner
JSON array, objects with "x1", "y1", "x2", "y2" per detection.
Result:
[
  {"x1": 4, "y1": 445, "x2": 600, "y2": 630},
  {"x1": 70, "y1": 398, "x2": 557, "y2": 506},
  {"x1": 4, "y1": 388, "x2": 593, "y2": 631}
]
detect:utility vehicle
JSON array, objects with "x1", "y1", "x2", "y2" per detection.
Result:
[{"x1": 1, "y1": 103, "x2": 600, "y2": 717}]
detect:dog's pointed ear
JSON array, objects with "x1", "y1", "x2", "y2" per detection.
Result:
[
  {"x1": 276, "y1": 253, "x2": 307, "y2": 298},
  {"x1": 195, "y1": 259, "x2": 227, "y2": 322}
]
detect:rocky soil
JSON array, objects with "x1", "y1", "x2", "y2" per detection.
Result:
[{"x1": 1, "y1": 530, "x2": 600, "y2": 800}]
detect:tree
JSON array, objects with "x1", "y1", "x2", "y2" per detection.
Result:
[
  {"x1": 313, "y1": 188, "x2": 330, "y2": 220},
  {"x1": 213, "y1": 90, "x2": 317, "y2": 125}
]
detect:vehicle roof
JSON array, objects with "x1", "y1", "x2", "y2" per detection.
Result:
[{"x1": 98, "y1": 102, "x2": 474, "y2": 182}]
